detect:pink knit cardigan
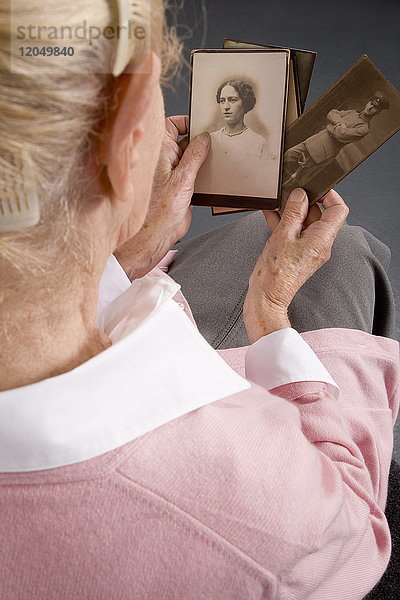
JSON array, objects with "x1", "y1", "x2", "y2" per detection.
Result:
[{"x1": 0, "y1": 326, "x2": 398, "y2": 599}]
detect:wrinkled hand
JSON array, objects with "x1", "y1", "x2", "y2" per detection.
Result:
[
  {"x1": 243, "y1": 188, "x2": 349, "y2": 343},
  {"x1": 115, "y1": 116, "x2": 210, "y2": 280}
]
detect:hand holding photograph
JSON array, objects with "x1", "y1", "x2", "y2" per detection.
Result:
[{"x1": 189, "y1": 49, "x2": 290, "y2": 210}]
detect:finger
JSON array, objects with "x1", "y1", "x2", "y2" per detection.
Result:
[
  {"x1": 176, "y1": 132, "x2": 210, "y2": 186},
  {"x1": 165, "y1": 115, "x2": 189, "y2": 140},
  {"x1": 262, "y1": 209, "x2": 280, "y2": 232},
  {"x1": 316, "y1": 189, "x2": 335, "y2": 204},
  {"x1": 278, "y1": 188, "x2": 309, "y2": 238},
  {"x1": 303, "y1": 203, "x2": 322, "y2": 229},
  {"x1": 319, "y1": 189, "x2": 349, "y2": 235}
]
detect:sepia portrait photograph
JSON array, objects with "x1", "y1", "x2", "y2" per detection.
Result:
[
  {"x1": 281, "y1": 55, "x2": 400, "y2": 209},
  {"x1": 189, "y1": 49, "x2": 289, "y2": 209}
]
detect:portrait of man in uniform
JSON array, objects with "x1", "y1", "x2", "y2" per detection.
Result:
[{"x1": 282, "y1": 90, "x2": 390, "y2": 201}]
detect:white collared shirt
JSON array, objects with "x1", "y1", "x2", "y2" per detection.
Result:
[{"x1": 0, "y1": 255, "x2": 338, "y2": 472}]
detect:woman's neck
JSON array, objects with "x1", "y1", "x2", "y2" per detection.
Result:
[
  {"x1": 224, "y1": 119, "x2": 246, "y2": 135},
  {"x1": 0, "y1": 278, "x2": 110, "y2": 392}
]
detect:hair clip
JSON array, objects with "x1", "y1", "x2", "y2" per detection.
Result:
[
  {"x1": 0, "y1": 150, "x2": 40, "y2": 232},
  {"x1": 113, "y1": 0, "x2": 138, "y2": 77}
]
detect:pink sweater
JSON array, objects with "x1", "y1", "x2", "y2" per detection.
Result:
[{"x1": 0, "y1": 328, "x2": 398, "y2": 599}]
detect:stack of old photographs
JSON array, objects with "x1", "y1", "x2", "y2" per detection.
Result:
[{"x1": 189, "y1": 38, "x2": 400, "y2": 215}]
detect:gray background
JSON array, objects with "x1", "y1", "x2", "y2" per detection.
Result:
[{"x1": 163, "y1": 0, "x2": 400, "y2": 458}]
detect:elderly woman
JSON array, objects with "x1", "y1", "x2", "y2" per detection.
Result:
[{"x1": 0, "y1": 1, "x2": 398, "y2": 599}]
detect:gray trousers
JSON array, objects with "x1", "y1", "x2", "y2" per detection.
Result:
[
  {"x1": 169, "y1": 211, "x2": 398, "y2": 599},
  {"x1": 170, "y1": 211, "x2": 396, "y2": 346}
]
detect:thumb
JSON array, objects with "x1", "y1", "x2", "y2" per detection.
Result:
[
  {"x1": 177, "y1": 132, "x2": 210, "y2": 186},
  {"x1": 279, "y1": 188, "x2": 309, "y2": 238}
]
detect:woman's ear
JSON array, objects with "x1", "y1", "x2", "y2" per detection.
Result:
[{"x1": 97, "y1": 52, "x2": 161, "y2": 203}]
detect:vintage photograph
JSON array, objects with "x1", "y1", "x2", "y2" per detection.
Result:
[
  {"x1": 281, "y1": 55, "x2": 400, "y2": 209},
  {"x1": 190, "y1": 49, "x2": 289, "y2": 209},
  {"x1": 211, "y1": 38, "x2": 316, "y2": 216}
]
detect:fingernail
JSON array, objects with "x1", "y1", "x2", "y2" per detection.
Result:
[
  {"x1": 289, "y1": 188, "x2": 306, "y2": 203},
  {"x1": 197, "y1": 132, "x2": 210, "y2": 147}
]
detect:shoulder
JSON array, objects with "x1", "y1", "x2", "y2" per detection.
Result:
[
  {"x1": 245, "y1": 128, "x2": 266, "y2": 144},
  {"x1": 244, "y1": 129, "x2": 267, "y2": 153},
  {"x1": 210, "y1": 128, "x2": 223, "y2": 139}
]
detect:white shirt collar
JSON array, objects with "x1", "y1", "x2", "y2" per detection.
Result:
[{"x1": 0, "y1": 275, "x2": 250, "y2": 472}]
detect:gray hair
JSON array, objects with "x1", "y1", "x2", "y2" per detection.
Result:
[{"x1": 0, "y1": 0, "x2": 181, "y2": 292}]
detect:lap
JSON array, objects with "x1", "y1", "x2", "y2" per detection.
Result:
[{"x1": 169, "y1": 211, "x2": 396, "y2": 348}]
